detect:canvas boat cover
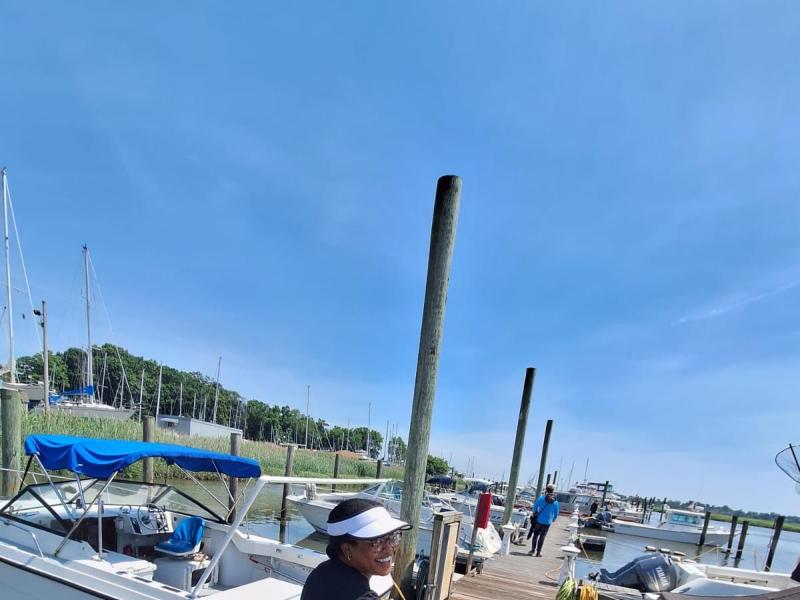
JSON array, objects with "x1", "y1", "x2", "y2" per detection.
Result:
[{"x1": 24, "y1": 434, "x2": 261, "y2": 479}]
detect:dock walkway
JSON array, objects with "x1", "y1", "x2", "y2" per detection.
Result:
[{"x1": 450, "y1": 521, "x2": 572, "y2": 600}]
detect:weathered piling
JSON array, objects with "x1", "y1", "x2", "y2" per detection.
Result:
[
  {"x1": 1, "y1": 388, "x2": 22, "y2": 496},
  {"x1": 395, "y1": 175, "x2": 462, "y2": 597},
  {"x1": 725, "y1": 514, "x2": 739, "y2": 553},
  {"x1": 534, "y1": 419, "x2": 553, "y2": 499},
  {"x1": 600, "y1": 480, "x2": 609, "y2": 508},
  {"x1": 376, "y1": 459, "x2": 383, "y2": 479},
  {"x1": 228, "y1": 432, "x2": 241, "y2": 522},
  {"x1": 764, "y1": 516, "x2": 785, "y2": 571},
  {"x1": 640, "y1": 498, "x2": 648, "y2": 523},
  {"x1": 143, "y1": 416, "x2": 155, "y2": 484},
  {"x1": 279, "y1": 444, "x2": 296, "y2": 543},
  {"x1": 734, "y1": 521, "x2": 749, "y2": 566},
  {"x1": 502, "y1": 367, "x2": 535, "y2": 526},
  {"x1": 332, "y1": 452, "x2": 341, "y2": 492},
  {"x1": 545, "y1": 473, "x2": 551, "y2": 488},
  {"x1": 698, "y1": 511, "x2": 712, "y2": 546}
]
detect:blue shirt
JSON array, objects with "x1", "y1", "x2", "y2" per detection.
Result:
[{"x1": 533, "y1": 495, "x2": 560, "y2": 525}]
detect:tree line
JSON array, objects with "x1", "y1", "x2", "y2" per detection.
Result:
[{"x1": 16, "y1": 343, "x2": 407, "y2": 461}]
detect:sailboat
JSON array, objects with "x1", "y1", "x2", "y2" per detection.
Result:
[{"x1": 45, "y1": 245, "x2": 135, "y2": 420}]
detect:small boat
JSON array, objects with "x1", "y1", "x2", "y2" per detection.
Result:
[
  {"x1": 0, "y1": 434, "x2": 395, "y2": 599},
  {"x1": 578, "y1": 533, "x2": 607, "y2": 552},
  {"x1": 611, "y1": 506, "x2": 729, "y2": 545},
  {"x1": 287, "y1": 479, "x2": 502, "y2": 559},
  {"x1": 436, "y1": 489, "x2": 529, "y2": 529}
]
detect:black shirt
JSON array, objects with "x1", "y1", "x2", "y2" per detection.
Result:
[{"x1": 301, "y1": 557, "x2": 380, "y2": 600}]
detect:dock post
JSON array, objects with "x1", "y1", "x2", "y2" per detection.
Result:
[
  {"x1": 332, "y1": 452, "x2": 340, "y2": 492},
  {"x1": 1, "y1": 388, "x2": 22, "y2": 497},
  {"x1": 698, "y1": 511, "x2": 712, "y2": 546},
  {"x1": 534, "y1": 420, "x2": 554, "y2": 499},
  {"x1": 725, "y1": 514, "x2": 739, "y2": 554},
  {"x1": 279, "y1": 444, "x2": 296, "y2": 543},
  {"x1": 376, "y1": 458, "x2": 383, "y2": 479},
  {"x1": 734, "y1": 521, "x2": 749, "y2": 566},
  {"x1": 394, "y1": 175, "x2": 462, "y2": 598},
  {"x1": 228, "y1": 432, "x2": 241, "y2": 523},
  {"x1": 502, "y1": 367, "x2": 535, "y2": 526},
  {"x1": 764, "y1": 516, "x2": 785, "y2": 571},
  {"x1": 143, "y1": 416, "x2": 154, "y2": 484},
  {"x1": 640, "y1": 498, "x2": 648, "y2": 523},
  {"x1": 600, "y1": 480, "x2": 609, "y2": 509},
  {"x1": 545, "y1": 473, "x2": 551, "y2": 488}
]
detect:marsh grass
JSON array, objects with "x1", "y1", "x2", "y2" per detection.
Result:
[{"x1": 10, "y1": 412, "x2": 404, "y2": 482}]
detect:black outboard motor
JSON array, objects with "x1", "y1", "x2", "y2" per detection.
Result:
[{"x1": 593, "y1": 554, "x2": 677, "y2": 593}]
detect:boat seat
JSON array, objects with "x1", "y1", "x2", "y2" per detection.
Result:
[{"x1": 155, "y1": 516, "x2": 205, "y2": 557}]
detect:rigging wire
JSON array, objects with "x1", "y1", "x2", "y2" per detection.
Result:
[
  {"x1": 87, "y1": 252, "x2": 135, "y2": 407},
  {"x1": 5, "y1": 178, "x2": 42, "y2": 350}
]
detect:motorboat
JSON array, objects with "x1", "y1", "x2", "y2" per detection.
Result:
[
  {"x1": 436, "y1": 489, "x2": 529, "y2": 529},
  {"x1": 554, "y1": 490, "x2": 598, "y2": 516},
  {"x1": 0, "y1": 434, "x2": 395, "y2": 600},
  {"x1": 287, "y1": 479, "x2": 501, "y2": 558},
  {"x1": 611, "y1": 506, "x2": 729, "y2": 545},
  {"x1": 594, "y1": 552, "x2": 800, "y2": 596}
]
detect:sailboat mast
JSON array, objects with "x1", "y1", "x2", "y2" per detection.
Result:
[
  {"x1": 83, "y1": 245, "x2": 93, "y2": 400},
  {"x1": 155, "y1": 364, "x2": 163, "y2": 418},
  {"x1": 2, "y1": 168, "x2": 15, "y2": 383},
  {"x1": 211, "y1": 356, "x2": 221, "y2": 422}
]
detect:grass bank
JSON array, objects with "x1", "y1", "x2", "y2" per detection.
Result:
[
  {"x1": 8, "y1": 412, "x2": 405, "y2": 482},
  {"x1": 710, "y1": 513, "x2": 800, "y2": 533}
]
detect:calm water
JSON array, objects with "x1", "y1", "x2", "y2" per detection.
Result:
[
  {"x1": 574, "y1": 513, "x2": 800, "y2": 578},
  {"x1": 171, "y1": 480, "x2": 800, "y2": 575}
]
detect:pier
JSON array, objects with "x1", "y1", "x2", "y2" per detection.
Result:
[{"x1": 451, "y1": 522, "x2": 571, "y2": 600}]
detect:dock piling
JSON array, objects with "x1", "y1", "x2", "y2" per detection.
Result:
[
  {"x1": 502, "y1": 367, "x2": 535, "y2": 526},
  {"x1": 143, "y1": 416, "x2": 154, "y2": 484},
  {"x1": 376, "y1": 458, "x2": 383, "y2": 479},
  {"x1": 394, "y1": 175, "x2": 462, "y2": 597},
  {"x1": 534, "y1": 420, "x2": 553, "y2": 500},
  {"x1": 279, "y1": 444, "x2": 296, "y2": 543},
  {"x1": 228, "y1": 432, "x2": 241, "y2": 522},
  {"x1": 734, "y1": 521, "x2": 749, "y2": 567},
  {"x1": 698, "y1": 511, "x2": 711, "y2": 546},
  {"x1": 1, "y1": 388, "x2": 22, "y2": 497},
  {"x1": 725, "y1": 514, "x2": 739, "y2": 554},
  {"x1": 332, "y1": 452, "x2": 340, "y2": 492},
  {"x1": 764, "y1": 516, "x2": 784, "y2": 571}
]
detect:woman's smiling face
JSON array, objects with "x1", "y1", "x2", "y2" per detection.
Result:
[{"x1": 342, "y1": 531, "x2": 402, "y2": 578}]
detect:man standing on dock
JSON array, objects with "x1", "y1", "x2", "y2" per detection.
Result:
[{"x1": 528, "y1": 483, "x2": 560, "y2": 557}]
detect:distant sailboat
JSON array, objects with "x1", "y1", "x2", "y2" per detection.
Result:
[{"x1": 46, "y1": 246, "x2": 134, "y2": 420}]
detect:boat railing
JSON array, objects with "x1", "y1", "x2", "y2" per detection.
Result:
[{"x1": 1, "y1": 517, "x2": 44, "y2": 557}]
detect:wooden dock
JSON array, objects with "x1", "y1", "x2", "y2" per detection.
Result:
[{"x1": 450, "y1": 523, "x2": 572, "y2": 600}]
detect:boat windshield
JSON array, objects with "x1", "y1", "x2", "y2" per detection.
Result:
[
  {"x1": 670, "y1": 512, "x2": 702, "y2": 526},
  {"x1": 1, "y1": 479, "x2": 225, "y2": 531}
]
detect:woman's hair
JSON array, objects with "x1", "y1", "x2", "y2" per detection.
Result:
[{"x1": 326, "y1": 498, "x2": 383, "y2": 559}]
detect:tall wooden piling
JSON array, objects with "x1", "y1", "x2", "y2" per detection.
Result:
[
  {"x1": 228, "y1": 432, "x2": 241, "y2": 522},
  {"x1": 725, "y1": 514, "x2": 739, "y2": 553},
  {"x1": 395, "y1": 175, "x2": 462, "y2": 597},
  {"x1": 143, "y1": 416, "x2": 155, "y2": 484},
  {"x1": 764, "y1": 516, "x2": 785, "y2": 571},
  {"x1": 376, "y1": 459, "x2": 383, "y2": 479},
  {"x1": 545, "y1": 473, "x2": 551, "y2": 488},
  {"x1": 698, "y1": 511, "x2": 712, "y2": 546},
  {"x1": 640, "y1": 498, "x2": 648, "y2": 523},
  {"x1": 600, "y1": 480, "x2": 609, "y2": 509},
  {"x1": 734, "y1": 521, "x2": 749, "y2": 566},
  {"x1": 332, "y1": 452, "x2": 341, "y2": 492},
  {"x1": 1, "y1": 388, "x2": 22, "y2": 497},
  {"x1": 279, "y1": 444, "x2": 296, "y2": 543},
  {"x1": 502, "y1": 367, "x2": 535, "y2": 526},
  {"x1": 534, "y1": 419, "x2": 553, "y2": 499}
]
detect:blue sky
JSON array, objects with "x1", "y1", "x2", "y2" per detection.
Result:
[{"x1": 2, "y1": 2, "x2": 799, "y2": 514}]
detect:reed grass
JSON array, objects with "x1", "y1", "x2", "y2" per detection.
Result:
[{"x1": 12, "y1": 412, "x2": 405, "y2": 482}]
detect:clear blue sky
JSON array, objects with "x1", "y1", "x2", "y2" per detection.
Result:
[{"x1": 2, "y1": 2, "x2": 799, "y2": 514}]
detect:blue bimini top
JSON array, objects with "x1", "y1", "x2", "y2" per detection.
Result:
[{"x1": 24, "y1": 434, "x2": 261, "y2": 479}]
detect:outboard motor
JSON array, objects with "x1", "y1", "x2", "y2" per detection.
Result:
[{"x1": 593, "y1": 554, "x2": 677, "y2": 593}]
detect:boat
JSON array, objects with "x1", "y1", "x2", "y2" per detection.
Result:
[
  {"x1": 287, "y1": 479, "x2": 502, "y2": 559},
  {"x1": 610, "y1": 506, "x2": 729, "y2": 545},
  {"x1": 593, "y1": 552, "x2": 800, "y2": 596},
  {"x1": 0, "y1": 434, "x2": 395, "y2": 599},
  {"x1": 436, "y1": 489, "x2": 529, "y2": 529},
  {"x1": 555, "y1": 489, "x2": 599, "y2": 516}
]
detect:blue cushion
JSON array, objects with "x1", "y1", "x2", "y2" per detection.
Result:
[
  {"x1": 156, "y1": 539, "x2": 197, "y2": 554},
  {"x1": 156, "y1": 517, "x2": 205, "y2": 556}
]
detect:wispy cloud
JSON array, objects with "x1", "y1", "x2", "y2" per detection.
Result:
[{"x1": 674, "y1": 279, "x2": 800, "y2": 325}]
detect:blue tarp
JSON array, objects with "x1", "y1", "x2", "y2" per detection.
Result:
[{"x1": 24, "y1": 434, "x2": 261, "y2": 479}]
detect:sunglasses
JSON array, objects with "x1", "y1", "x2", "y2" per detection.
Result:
[{"x1": 362, "y1": 531, "x2": 402, "y2": 550}]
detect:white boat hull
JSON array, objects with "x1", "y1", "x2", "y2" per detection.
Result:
[{"x1": 612, "y1": 521, "x2": 729, "y2": 545}]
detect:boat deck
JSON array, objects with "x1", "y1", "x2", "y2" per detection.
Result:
[{"x1": 450, "y1": 522, "x2": 571, "y2": 600}]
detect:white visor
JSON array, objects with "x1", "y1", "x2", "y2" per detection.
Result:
[{"x1": 327, "y1": 506, "x2": 411, "y2": 539}]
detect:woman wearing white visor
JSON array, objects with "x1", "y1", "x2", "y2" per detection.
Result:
[{"x1": 301, "y1": 498, "x2": 411, "y2": 600}]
